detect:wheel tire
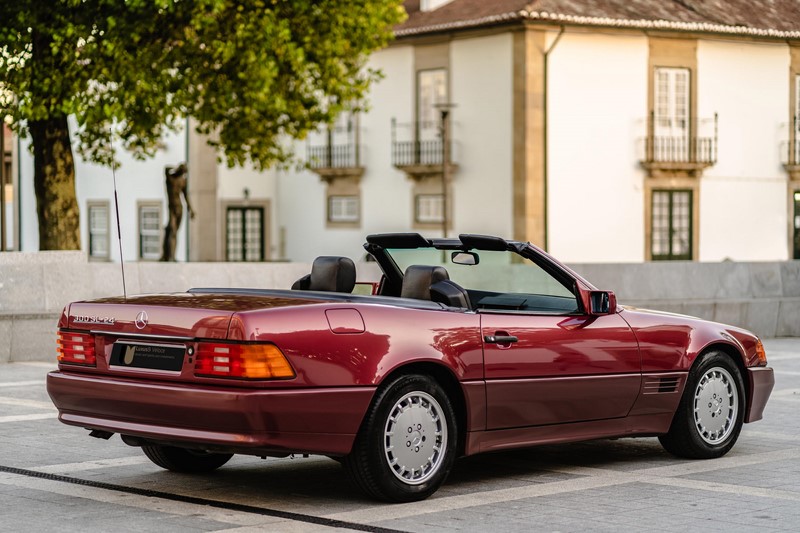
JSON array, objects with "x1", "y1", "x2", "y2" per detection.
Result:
[
  {"x1": 659, "y1": 351, "x2": 745, "y2": 459},
  {"x1": 344, "y1": 374, "x2": 457, "y2": 502},
  {"x1": 142, "y1": 444, "x2": 233, "y2": 473}
]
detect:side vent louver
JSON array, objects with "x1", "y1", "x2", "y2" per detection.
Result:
[{"x1": 643, "y1": 376, "x2": 681, "y2": 394}]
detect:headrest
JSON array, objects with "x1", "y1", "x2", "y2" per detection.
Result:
[
  {"x1": 400, "y1": 265, "x2": 449, "y2": 300},
  {"x1": 431, "y1": 279, "x2": 471, "y2": 309},
  {"x1": 309, "y1": 256, "x2": 357, "y2": 293}
]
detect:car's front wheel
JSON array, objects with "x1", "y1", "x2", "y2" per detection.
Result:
[
  {"x1": 659, "y1": 351, "x2": 745, "y2": 459},
  {"x1": 344, "y1": 374, "x2": 457, "y2": 502},
  {"x1": 142, "y1": 444, "x2": 233, "y2": 473}
]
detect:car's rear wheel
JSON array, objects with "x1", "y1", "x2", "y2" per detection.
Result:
[
  {"x1": 344, "y1": 374, "x2": 457, "y2": 502},
  {"x1": 659, "y1": 351, "x2": 745, "y2": 459},
  {"x1": 142, "y1": 444, "x2": 233, "y2": 473}
]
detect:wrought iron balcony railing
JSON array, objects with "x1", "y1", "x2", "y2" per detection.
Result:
[
  {"x1": 306, "y1": 143, "x2": 360, "y2": 170},
  {"x1": 780, "y1": 116, "x2": 800, "y2": 167},
  {"x1": 641, "y1": 113, "x2": 718, "y2": 166},
  {"x1": 392, "y1": 139, "x2": 443, "y2": 166},
  {"x1": 391, "y1": 119, "x2": 454, "y2": 168}
]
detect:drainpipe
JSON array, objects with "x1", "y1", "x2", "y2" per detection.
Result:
[
  {"x1": 542, "y1": 26, "x2": 564, "y2": 252},
  {"x1": 1, "y1": 123, "x2": 6, "y2": 251},
  {"x1": 16, "y1": 134, "x2": 21, "y2": 250}
]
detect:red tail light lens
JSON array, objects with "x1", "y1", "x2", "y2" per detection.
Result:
[
  {"x1": 195, "y1": 342, "x2": 295, "y2": 379},
  {"x1": 57, "y1": 331, "x2": 97, "y2": 366}
]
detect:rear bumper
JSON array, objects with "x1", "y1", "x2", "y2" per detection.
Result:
[
  {"x1": 46, "y1": 371, "x2": 375, "y2": 456},
  {"x1": 745, "y1": 366, "x2": 774, "y2": 423}
]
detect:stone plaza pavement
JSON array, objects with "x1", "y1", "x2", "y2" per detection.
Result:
[{"x1": 0, "y1": 339, "x2": 798, "y2": 532}]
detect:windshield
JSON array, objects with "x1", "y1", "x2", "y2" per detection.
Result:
[{"x1": 387, "y1": 248, "x2": 575, "y2": 301}]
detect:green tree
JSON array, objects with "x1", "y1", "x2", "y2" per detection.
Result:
[{"x1": 0, "y1": 0, "x2": 405, "y2": 250}]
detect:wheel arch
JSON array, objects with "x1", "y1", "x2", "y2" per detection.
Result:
[
  {"x1": 374, "y1": 362, "x2": 468, "y2": 456},
  {"x1": 693, "y1": 341, "x2": 750, "y2": 419},
  {"x1": 694, "y1": 341, "x2": 747, "y2": 380}
]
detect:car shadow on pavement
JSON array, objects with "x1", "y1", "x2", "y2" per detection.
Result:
[{"x1": 113, "y1": 437, "x2": 675, "y2": 508}]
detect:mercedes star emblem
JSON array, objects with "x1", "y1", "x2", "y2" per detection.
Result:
[{"x1": 135, "y1": 311, "x2": 149, "y2": 330}]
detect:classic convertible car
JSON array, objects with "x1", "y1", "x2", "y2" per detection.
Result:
[{"x1": 47, "y1": 234, "x2": 774, "y2": 502}]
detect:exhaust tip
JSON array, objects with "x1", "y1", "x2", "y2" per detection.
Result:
[{"x1": 88, "y1": 430, "x2": 114, "y2": 440}]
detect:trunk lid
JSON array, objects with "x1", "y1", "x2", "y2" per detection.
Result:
[
  {"x1": 66, "y1": 292, "x2": 323, "y2": 339},
  {"x1": 59, "y1": 292, "x2": 326, "y2": 385}
]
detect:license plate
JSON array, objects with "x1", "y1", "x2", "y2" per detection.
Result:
[{"x1": 110, "y1": 342, "x2": 185, "y2": 371}]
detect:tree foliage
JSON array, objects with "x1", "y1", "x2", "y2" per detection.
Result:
[{"x1": 0, "y1": 0, "x2": 405, "y2": 248}]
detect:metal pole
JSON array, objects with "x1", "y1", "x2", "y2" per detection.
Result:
[
  {"x1": 713, "y1": 112, "x2": 718, "y2": 163},
  {"x1": 441, "y1": 109, "x2": 450, "y2": 239},
  {"x1": 0, "y1": 121, "x2": 6, "y2": 251},
  {"x1": 354, "y1": 113, "x2": 360, "y2": 167},
  {"x1": 326, "y1": 125, "x2": 333, "y2": 168}
]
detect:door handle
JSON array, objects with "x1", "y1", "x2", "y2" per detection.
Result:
[{"x1": 484, "y1": 335, "x2": 518, "y2": 344}]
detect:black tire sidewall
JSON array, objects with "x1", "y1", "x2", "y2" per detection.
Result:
[
  {"x1": 362, "y1": 374, "x2": 458, "y2": 502},
  {"x1": 675, "y1": 351, "x2": 746, "y2": 458},
  {"x1": 142, "y1": 444, "x2": 233, "y2": 473}
]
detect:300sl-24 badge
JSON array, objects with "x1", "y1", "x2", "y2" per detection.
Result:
[{"x1": 71, "y1": 315, "x2": 115, "y2": 325}]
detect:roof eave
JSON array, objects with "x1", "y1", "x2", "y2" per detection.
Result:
[
  {"x1": 394, "y1": 9, "x2": 800, "y2": 40},
  {"x1": 394, "y1": 10, "x2": 525, "y2": 38}
]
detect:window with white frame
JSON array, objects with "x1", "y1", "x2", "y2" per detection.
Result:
[
  {"x1": 139, "y1": 204, "x2": 162, "y2": 260},
  {"x1": 87, "y1": 202, "x2": 109, "y2": 260},
  {"x1": 417, "y1": 69, "x2": 447, "y2": 138},
  {"x1": 654, "y1": 67, "x2": 690, "y2": 160},
  {"x1": 328, "y1": 195, "x2": 360, "y2": 223},
  {"x1": 415, "y1": 194, "x2": 444, "y2": 224}
]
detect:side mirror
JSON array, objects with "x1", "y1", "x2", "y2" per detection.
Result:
[
  {"x1": 589, "y1": 291, "x2": 617, "y2": 315},
  {"x1": 451, "y1": 251, "x2": 479, "y2": 265}
]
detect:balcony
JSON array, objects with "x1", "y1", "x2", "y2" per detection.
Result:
[
  {"x1": 306, "y1": 143, "x2": 363, "y2": 182},
  {"x1": 640, "y1": 113, "x2": 718, "y2": 178},
  {"x1": 391, "y1": 119, "x2": 457, "y2": 180},
  {"x1": 306, "y1": 120, "x2": 364, "y2": 182}
]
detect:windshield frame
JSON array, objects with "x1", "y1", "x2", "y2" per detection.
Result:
[{"x1": 363, "y1": 233, "x2": 586, "y2": 314}]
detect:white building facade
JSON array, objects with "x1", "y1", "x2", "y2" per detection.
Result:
[
  {"x1": 270, "y1": 3, "x2": 800, "y2": 264},
  {"x1": 10, "y1": 1, "x2": 800, "y2": 266},
  {"x1": 15, "y1": 126, "x2": 191, "y2": 262}
]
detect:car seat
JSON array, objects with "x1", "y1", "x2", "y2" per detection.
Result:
[{"x1": 291, "y1": 256, "x2": 356, "y2": 293}]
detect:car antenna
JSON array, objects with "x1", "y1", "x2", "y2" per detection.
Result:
[{"x1": 110, "y1": 148, "x2": 127, "y2": 300}]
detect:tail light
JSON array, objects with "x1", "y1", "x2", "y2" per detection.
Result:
[
  {"x1": 57, "y1": 331, "x2": 97, "y2": 366},
  {"x1": 195, "y1": 342, "x2": 295, "y2": 379}
]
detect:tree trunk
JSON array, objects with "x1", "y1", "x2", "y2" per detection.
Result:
[{"x1": 30, "y1": 115, "x2": 80, "y2": 250}]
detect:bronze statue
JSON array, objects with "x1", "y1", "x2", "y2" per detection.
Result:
[{"x1": 160, "y1": 162, "x2": 195, "y2": 261}]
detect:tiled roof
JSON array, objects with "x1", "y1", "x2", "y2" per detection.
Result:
[{"x1": 396, "y1": 0, "x2": 800, "y2": 39}]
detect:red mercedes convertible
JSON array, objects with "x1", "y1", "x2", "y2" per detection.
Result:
[{"x1": 47, "y1": 234, "x2": 774, "y2": 501}]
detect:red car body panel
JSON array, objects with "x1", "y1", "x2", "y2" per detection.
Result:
[
  {"x1": 47, "y1": 371, "x2": 374, "y2": 455},
  {"x1": 47, "y1": 236, "x2": 775, "y2": 462},
  {"x1": 482, "y1": 312, "x2": 641, "y2": 429},
  {"x1": 745, "y1": 366, "x2": 775, "y2": 423}
]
